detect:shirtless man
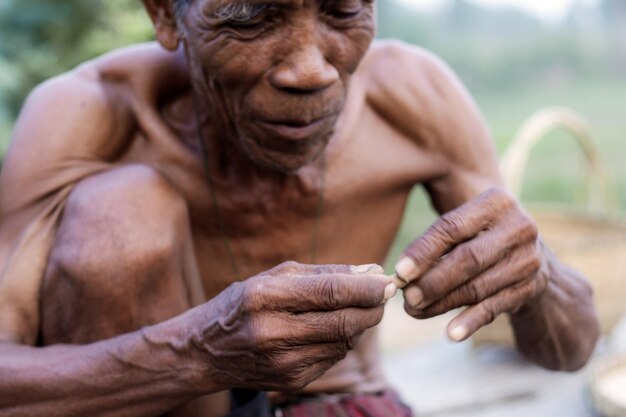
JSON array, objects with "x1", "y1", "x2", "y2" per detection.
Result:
[{"x1": 0, "y1": 1, "x2": 599, "y2": 416}]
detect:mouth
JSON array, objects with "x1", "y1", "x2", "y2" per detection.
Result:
[{"x1": 257, "y1": 115, "x2": 336, "y2": 141}]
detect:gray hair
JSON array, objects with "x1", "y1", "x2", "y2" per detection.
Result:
[
  {"x1": 173, "y1": 1, "x2": 275, "y2": 24},
  {"x1": 173, "y1": 0, "x2": 191, "y2": 20}
]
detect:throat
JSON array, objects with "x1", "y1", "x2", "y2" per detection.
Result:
[{"x1": 197, "y1": 151, "x2": 327, "y2": 280}]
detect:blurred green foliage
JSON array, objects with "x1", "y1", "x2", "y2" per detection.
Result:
[
  {"x1": 0, "y1": 0, "x2": 624, "y2": 221},
  {"x1": 378, "y1": 0, "x2": 620, "y2": 94},
  {"x1": 0, "y1": 0, "x2": 153, "y2": 120}
]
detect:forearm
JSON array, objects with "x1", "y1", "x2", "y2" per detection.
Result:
[
  {"x1": 0, "y1": 310, "x2": 218, "y2": 417},
  {"x1": 510, "y1": 245, "x2": 600, "y2": 371}
]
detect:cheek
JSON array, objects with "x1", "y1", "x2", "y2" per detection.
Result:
[
  {"x1": 193, "y1": 39, "x2": 269, "y2": 88},
  {"x1": 328, "y1": 23, "x2": 376, "y2": 75}
]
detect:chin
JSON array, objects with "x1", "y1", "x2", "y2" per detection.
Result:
[{"x1": 240, "y1": 134, "x2": 330, "y2": 173}]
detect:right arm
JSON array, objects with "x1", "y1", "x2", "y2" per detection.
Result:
[
  {"x1": 0, "y1": 329, "x2": 203, "y2": 416},
  {"x1": 0, "y1": 263, "x2": 394, "y2": 416}
]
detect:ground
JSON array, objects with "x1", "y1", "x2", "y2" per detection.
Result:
[{"x1": 380, "y1": 297, "x2": 626, "y2": 416}]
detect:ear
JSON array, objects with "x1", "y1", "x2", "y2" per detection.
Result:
[{"x1": 143, "y1": 0, "x2": 180, "y2": 51}]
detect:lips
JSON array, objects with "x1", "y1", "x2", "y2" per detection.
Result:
[{"x1": 258, "y1": 115, "x2": 333, "y2": 141}]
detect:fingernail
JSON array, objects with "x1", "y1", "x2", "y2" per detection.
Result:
[
  {"x1": 448, "y1": 325, "x2": 469, "y2": 342},
  {"x1": 405, "y1": 286, "x2": 424, "y2": 308},
  {"x1": 384, "y1": 283, "x2": 397, "y2": 301},
  {"x1": 393, "y1": 274, "x2": 409, "y2": 289},
  {"x1": 352, "y1": 264, "x2": 384, "y2": 274},
  {"x1": 395, "y1": 257, "x2": 416, "y2": 281}
]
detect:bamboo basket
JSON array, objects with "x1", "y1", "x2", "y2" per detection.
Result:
[
  {"x1": 472, "y1": 107, "x2": 626, "y2": 347},
  {"x1": 588, "y1": 354, "x2": 626, "y2": 416}
]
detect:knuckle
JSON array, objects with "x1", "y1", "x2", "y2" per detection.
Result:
[
  {"x1": 518, "y1": 214, "x2": 539, "y2": 242},
  {"x1": 284, "y1": 373, "x2": 308, "y2": 392},
  {"x1": 421, "y1": 301, "x2": 446, "y2": 317},
  {"x1": 336, "y1": 310, "x2": 349, "y2": 339},
  {"x1": 244, "y1": 280, "x2": 267, "y2": 310},
  {"x1": 479, "y1": 301, "x2": 497, "y2": 325},
  {"x1": 491, "y1": 186, "x2": 509, "y2": 199},
  {"x1": 517, "y1": 245, "x2": 542, "y2": 276},
  {"x1": 518, "y1": 277, "x2": 540, "y2": 299},
  {"x1": 437, "y1": 214, "x2": 464, "y2": 242},
  {"x1": 404, "y1": 301, "x2": 425, "y2": 319},
  {"x1": 318, "y1": 277, "x2": 341, "y2": 309},
  {"x1": 238, "y1": 281, "x2": 255, "y2": 312},
  {"x1": 522, "y1": 281, "x2": 537, "y2": 299},
  {"x1": 465, "y1": 279, "x2": 482, "y2": 304},
  {"x1": 490, "y1": 186, "x2": 514, "y2": 209},
  {"x1": 458, "y1": 244, "x2": 484, "y2": 276},
  {"x1": 283, "y1": 260, "x2": 302, "y2": 270},
  {"x1": 527, "y1": 254, "x2": 543, "y2": 275},
  {"x1": 274, "y1": 260, "x2": 302, "y2": 275},
  {"x1": 329, "y1": 341, "x2": 349, "y2": 359}
]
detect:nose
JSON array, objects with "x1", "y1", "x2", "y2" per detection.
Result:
[{"x1": 268, "y1": 44, "x2": 339, "y2": 93}]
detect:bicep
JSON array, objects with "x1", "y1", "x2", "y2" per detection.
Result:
[
  {"x1": 392, "y1": 44, "x2": 502, "y2": 213},
  {"x1": 367, "y1": 42, "x2": 502, "y2": 214},
  {"x1": 423, "y1": 57, "x2": 502, "y2": 213}
]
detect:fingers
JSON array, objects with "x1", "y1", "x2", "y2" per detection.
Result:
[
  {"x1": 262, "y1": 261, "x2": 352, "y2": 277},
  {"x1": 263, "y1": 261, "x2": 384, "y2": 277},
  {"x1": 446, "y1": 279, "x2": 539, "y2": 342},
  {"x1": 276, "y1": 354, "x2": 339, "y2": 392},
  {"x1": 403, "y1": 215, "x2": 538, "y2": 310},
  {"x1": 246, "y1": 273, "x2": 395, "y2": 313},
  {"x1": 395, "y1": 187, "x2": 515, "y2": 286},
  {"x1": 257, "y1": 305, "x2": 385, "y2": 345},
  {"x1": 405, "y1": 245, "x2": 541, "y2": 318}
]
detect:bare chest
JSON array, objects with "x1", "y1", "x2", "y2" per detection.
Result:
[
  {"x1": 189, "y1": 167, "x2": 412, "y2": 299},
  {"x1": 126, "y1": 96, "x2": 444, "y2": 300}
]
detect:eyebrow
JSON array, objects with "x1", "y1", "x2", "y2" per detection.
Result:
[{"x1": 212, "y1": 2, "x2": 278, "y2": 23}]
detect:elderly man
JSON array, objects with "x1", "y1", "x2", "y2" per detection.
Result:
[{"x1": 0, "y1": 0, "x2": 599, "y2": 416}]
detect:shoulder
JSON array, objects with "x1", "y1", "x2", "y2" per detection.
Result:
[
  {"x1": 358, "y1": 40, "x2": 502, "y2": 209},
  {"x1": 1, "y1": 43, "x2": 185, "y2": 198},
  {"x1": 360, "y1": 40, "x2": 481, "y2": 151},
  {"x1": 363, "y1": 39, "x2": 451, "y2": 88}
]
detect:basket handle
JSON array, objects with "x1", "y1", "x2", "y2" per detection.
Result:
[{"x1": 501, "y1": 107, "x2": 618, "y2": 213}]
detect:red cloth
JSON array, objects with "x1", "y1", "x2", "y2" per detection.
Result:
[{"x1": 276, "y1": 391, "x2": 414, "y2": 417}]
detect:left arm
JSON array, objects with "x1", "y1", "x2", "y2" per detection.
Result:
[{"x1": 371, "y1": 41, "x2": 599, "y2": 371}]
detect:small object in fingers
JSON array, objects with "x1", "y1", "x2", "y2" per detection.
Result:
[
  {"x1": 351, "y1": 264, "x2": 385, "y2": 275},
  {"x1": 392, "y1": 273, "x2": 410, "y2": 289}
]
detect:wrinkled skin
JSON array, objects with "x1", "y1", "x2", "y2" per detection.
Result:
[
  {"x1": 175, "y1": 0, "x2": 375, "y2": 172},
  {"x1": 399, "y1": 188, "x2": 546, "y2": 341},
  {"x1": 186, "y1": 263, "x2": 390, "y2": 393},
  {"x1": 0, "y1": 0, "x2": 599, "y2": 416}
]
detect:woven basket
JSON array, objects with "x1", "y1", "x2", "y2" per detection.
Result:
[
  {"x1": 588, "y1": 354, "x2": 626, "y2": 416},
  {"x1": 472, "y1": 107, "x2": 626, "y2": 347}
]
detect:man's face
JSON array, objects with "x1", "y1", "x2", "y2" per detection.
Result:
[{"x1": 179, "y1": 0, "x2": 376, "y2": 172}]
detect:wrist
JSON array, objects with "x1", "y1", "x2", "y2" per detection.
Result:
[
  {"x1": 513, "y1": 247, "x2": 552, "y2": 319},
  {"x1": 140, "y1": 303, "x2": 228, "y2": 395}
]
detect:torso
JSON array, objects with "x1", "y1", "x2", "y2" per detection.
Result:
[
  {"x1": 97, "y1": 42, "x2": 449, "y2": 398},
  {"x1": 5, "y1": 40, "x2": 461, "y2": 416}
]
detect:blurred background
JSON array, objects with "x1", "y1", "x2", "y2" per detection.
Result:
[
  {"x1": 1, "y1": 0, "x2": 625, "y2": 230},
  {"x1": 1, "y1": 0, "x2": 626, "y2": 415}
]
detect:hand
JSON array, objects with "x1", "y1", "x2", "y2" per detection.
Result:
[
  {"x1": 395, "y1": 187, "x2": 546, "y2": 342},
  {"x1": 191, "y1": 262, "x2": 395, "y2": 392}
]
